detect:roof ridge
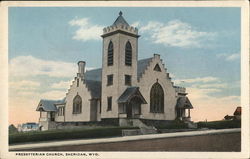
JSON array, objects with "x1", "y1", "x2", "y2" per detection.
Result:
[{"x1": 138, "y1": 57, "x2": 153, "y2": 61}]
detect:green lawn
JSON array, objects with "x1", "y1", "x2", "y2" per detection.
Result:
[
  {"x1": 197, "y1": 120, "x2": 241, "y2": 129},
  {"x1": 9, "y1": 126, "x2": 138, "y2": 144},
  {"x1": 155, "y1": 121, "x2": 188, "y2": 129}
]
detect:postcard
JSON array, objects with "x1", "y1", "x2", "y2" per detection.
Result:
[{"x1": 0, "y1": 1, "x2": 249, "y2": 159}]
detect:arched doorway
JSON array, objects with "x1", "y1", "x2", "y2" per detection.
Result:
[{"x1": 127, "y1": 96, "x2": 142, "y2": 118}]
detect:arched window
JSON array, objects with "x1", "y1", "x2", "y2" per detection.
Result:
[
  {"x1": 73, "y1": 95, "x2": 82, "y2": 114},
  {"x1": 125, "y1": 41, "x2": 132, "y2": 66},
  {"x1": 107, "y1": 41, "x2": 113, "y2": 66},
  {"x1": 150, "y1": 82, "x2": 164, "y2": 113}
]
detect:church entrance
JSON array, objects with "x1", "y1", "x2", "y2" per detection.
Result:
[
  {"x1": 127, "y1": 97, "x2": 141, "y2": 118},
  {"x1": 118, "y1": 87, "x2": 147, "y2": 119},
  {"x1": 127, "y1": 103, "x2": 132, "y2": 118}
]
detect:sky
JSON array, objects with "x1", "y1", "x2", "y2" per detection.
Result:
[{"x1": 9, "y1": 7, "x2": 241, "y2": 126}]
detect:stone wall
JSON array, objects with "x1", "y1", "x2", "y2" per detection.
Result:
[{"x1": 47, "y1": 118, "x2": 120, "y2": 130}]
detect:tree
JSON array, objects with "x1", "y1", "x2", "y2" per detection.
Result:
[{"x1": 9, "y1": 124, "x2": 18, "y2": 134}]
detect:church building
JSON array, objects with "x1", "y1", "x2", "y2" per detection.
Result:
[{"x1": 36, "y1": 12, "x2": 193, "y2": 131}]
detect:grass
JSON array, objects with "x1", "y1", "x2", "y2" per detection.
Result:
[
  {"x1": 197, "y1": 120, "x2": 241, "y2": 129},
  {"x1": 9, "y1": 126, "x2": 138, "y2": 144},
  {"x1": 154, "y1": 120, "x2": 188, "y2": 129}
]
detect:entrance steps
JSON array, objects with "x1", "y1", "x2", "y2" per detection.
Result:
[
  {"x1": 120, "y1": 119, "x2": 157, "y2": 135},
  {"x1": 184, "y1": 120, "x2": 197, "y2": 129}
]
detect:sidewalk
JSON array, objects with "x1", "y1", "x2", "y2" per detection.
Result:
[{"x1": 9, "y1": 128, "x2": 240, "y2": 151}]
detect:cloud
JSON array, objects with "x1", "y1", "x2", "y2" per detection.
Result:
[
  {"x1": 187, "y1": 87, "x2": 221, "y2": 100},
  {"x1": 187, "y1": 86, "x2": 240, "y2": 122},
  {"x1": 216, "y1": 53, "x2": 240, "y2": 61},
  {"x1": 9, "y1": 80, "x2": 40, "y2": 91},
  {"x1": 174, "y1": 76, "x2": 218, "y2": 85},
  {"x1": 40, "y1": 90, "x2": 66, "y2": 100},
  {"x1": 9, "y1": 90, "x2": 66, "y2": 126},
  {"x1": 174, "y1": 76, "x2": 240, "y2": 121},
  {"x1": 226, "y1": 53, "x2": 240, "y2": 61},
  {"x1": 169, "y1": 73, "x2": 175, "y2": 78},
  {"x1": 8, "y1": 56, "x2": 96, "y2": 125},
  {"x1": 51, "y1": 80, "x2": 72, "y2": 89},
  {"x1": 140, "y1": 20, "x2": 216, "y2": 48},
  {"x1": 140, "y1": 21, "x2": 163, "y2": 32},
  {"x1": 198, "y1": 83, "x2": 227, "y2": 89},
  {"x1": 69, "y1": 17, "x2": 103, "y2": 41},
  {"x1": 9, "y1": 56, "x2": 77, "y2": 78},
  {"x1": 131, "y1": 21, "x2": 140, "y2": 28}
]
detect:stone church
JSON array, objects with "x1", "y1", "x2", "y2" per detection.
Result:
[{"x1": 36, "y1": 12, "x2": 193, "y2": 131}]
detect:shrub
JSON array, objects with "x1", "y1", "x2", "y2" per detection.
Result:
[
  {"x1": 9, "y1": 124, "x2": 18, "y2": 134},
  {"x1": 197, "y1": 120, "x2": 241, "y2": 129},
  {"x1": 155, "y1": 120, "x2": 188, "y2": 129},
  {"x1": 9, "y1": 126, "x2": 137, "y2": 144}
]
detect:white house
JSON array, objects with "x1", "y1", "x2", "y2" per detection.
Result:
[
  {"x1": 36, "y1": 12, "x2": 193, "y2": 131},
  {"x1": 17, "y1": 123, "x2": 40, "y2": 132}
]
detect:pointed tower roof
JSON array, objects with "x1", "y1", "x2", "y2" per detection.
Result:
[
  {"x1": 102, "y1": 11, "x2": 139, "y2": 38},
  {"x1": 112, "y1": 11, "x2": 129, "y2": 26}
]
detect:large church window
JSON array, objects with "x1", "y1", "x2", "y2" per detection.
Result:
[
  {"x1": 107, "y1": 41, "x2": 113, "y2": 66},
  {"x1": 73, "y1": 95, "x2": 82, "y2": 114},
  {"x1": 125, "y1": 41, "x2": 132, "y2": 66},
  {"x1": 150, "y1": 82, "x2": 164, "y2": 113}
]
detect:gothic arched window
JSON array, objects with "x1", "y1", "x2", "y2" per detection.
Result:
[
  {"x1": 73, "y1": 95, "x2": 82, "y2": 114},
  {"x1": 125, "y1": 41, "x2": 132, "y2": 66},
  {"x1": 107, "y1": 41, "x2": 113, "y2": 66},
  {"x1": 150, "y1": 82, "x2": 164, "y2": 113}
]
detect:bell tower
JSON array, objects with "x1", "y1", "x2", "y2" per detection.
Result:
[{"x1": 101, "y1": 12, "x2": 140, "y2": 119}]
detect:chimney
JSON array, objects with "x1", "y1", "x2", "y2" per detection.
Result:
[
  {"x1": 154, "y1": 54, "x2": 160, "y2": 59},
  {"x1": 77, "y1": 61, "x2": 85, "y2": 78}
]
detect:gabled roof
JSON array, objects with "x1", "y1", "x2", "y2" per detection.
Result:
[
  {"x1": 84, "y1": 58, "x2": 153, "y2": 82},
  {"x1": 233, "y1": 107, "x2": 241, "y2": 115},
  {"x1": 54, "y1": 97, "x2": 66, "y2": 105},
  {"x1": 85, "y1": 68, "x2": 102, "y2": 81},
  {"x1": 176, "y1": 97, "x2": 193, "y2": 109},
  {"x1": 137, "y1": 58, "x2": 153, "y2": 79},
  {"x1": 117, "y1": 87, "x2": 147, "y2": 104},
  {"x1": 36, "y1": 99, "x2": 65, "y2": 112},
  {"x1": 112, "y1": 11, "x2": 129, "y2": 27},
  {"x1": 85, "y1": 80, "x2": 101, "y2": 98}
]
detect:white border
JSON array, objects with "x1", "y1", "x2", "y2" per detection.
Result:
[{"x1": 0, "y1": 1, "x2": 249, "y2": 159}]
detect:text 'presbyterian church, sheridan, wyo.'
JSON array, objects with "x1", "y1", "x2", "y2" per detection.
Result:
[{"x1": 36, "y1": 12, "x2": 194, "y2": 131}]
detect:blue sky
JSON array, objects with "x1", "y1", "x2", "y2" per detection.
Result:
[{"x1": 8, "y1": 7, "x2": 241, "y2": 124}]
